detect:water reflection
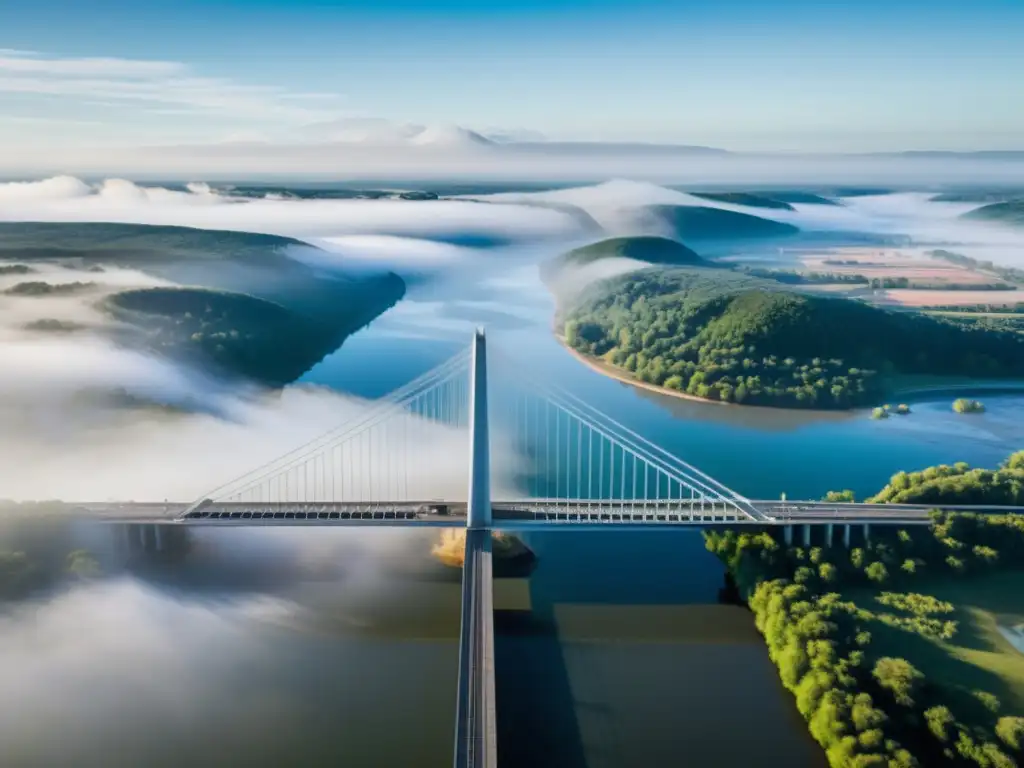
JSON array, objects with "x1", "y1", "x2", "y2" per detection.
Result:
[{"x1": 1, "y1": 520, "x2": 461, "y2": 768}]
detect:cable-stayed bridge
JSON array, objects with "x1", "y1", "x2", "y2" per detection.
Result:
[{"x1": 69, "y1": 329, "x2": 1024, "y2": 768}]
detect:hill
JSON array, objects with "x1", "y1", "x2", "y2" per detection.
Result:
[
  {"x1": 0, "y1": 222, "x2": 406, "y2": 387},
  {"x1": 688, "y1": 192, "x2": 795, "y2": 211},
  {"x1": 962, "y1": 201, "x2": 1024, "y2": 226},
  {"x1": 931, "y1": 191, "x2": 1024, "y2": 203},
  {"x1": 753, "y1": 190, "x2": 840, "y2": 206},
  {"x1": 105, "y1": 288, "x2": 368, "y2": 387},
  {"x1": 639, "y1": 204, "x2": 800, "y2": 241},
  {"x1": 560, "y1": 266, "x2": 1024, "y2": 409},
  {"x1": 561, "y1": 236, "x2": 703, "y2": 267}
]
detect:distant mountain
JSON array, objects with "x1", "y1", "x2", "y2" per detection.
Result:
[
  {"x1": 507, "y1": 141, "x2": 728, "y2": 156},
  {"x1": 961, "y1": 201, "x2": 1024, "y2": 226},
  {"x1": 881, "y1": 151, "x2": 1024, "y2": 160},
  {"x1": 638, "y1": 204, "x2": 800, "y2": 241},
  {"x1": 409, "y1": 124, "x2": 493, "y2": 148},
  {"x1": 295, "y1": 118, "x2": 493, "y2": 149}
]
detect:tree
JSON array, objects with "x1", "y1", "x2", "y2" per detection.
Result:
[
  {"x1": 925, "y1": 706, "x2": 957, "y2": 743},
  {"x1": 865, "y1": 562, "x2": 889, "y2": 584},
  {"x1": 819, "y1": 562, "x2": 837, "y2": 583},
  {"x1": 824, "y1": 490, "x2": 856, "y2": 503},
  {"x1": 996, "y1": 716, "x2": 1024, "y2": 752},
  {"x1": 872, "y1": 658, "x2": 923, "y2": 707}
]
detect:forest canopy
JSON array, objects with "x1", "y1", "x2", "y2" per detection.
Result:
[{"x1": 560, "y1": 266, "x2": 1024, "y2": 409}]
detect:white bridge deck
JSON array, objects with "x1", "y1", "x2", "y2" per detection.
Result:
[{"x1": 75, "y1": 499, "x2": 1024, "y2": 527}]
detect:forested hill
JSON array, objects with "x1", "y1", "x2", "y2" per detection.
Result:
[
  {"x1": 687, "y1": 192, "x2": 796, "y2": 210},
  {"x1": 542, "y1": 236, "x2": 704, "y2": 279},
  {"x1": 560, "y1": 266, "x2": 1024, "y2": 409},
  {"x1": 962, "y1": 201, "x2": 1024, "y2": 226},
  {"x1": 1, "y1": 222, "x2": 406, "y2": 388},
  {"x1": 637, "y1": 204, "x2": 800, "y2": 241}
]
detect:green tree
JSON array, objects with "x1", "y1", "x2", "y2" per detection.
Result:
[
  {"x1": 872, "y1": 658, "x2": 923, "y2": 708},
  {"x1": 996, "y1": 716, "x2": 1024, "y2": 752},
  {"x1": 865, "y1": 562, "x2": 889, "y2": 584}
]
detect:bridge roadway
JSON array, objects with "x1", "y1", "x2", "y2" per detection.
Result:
[
  {"x1": 454, "y1": 530, "x2": 497, "y2": 768},
  {"x1": 74, "y1": 499, "x2": 1024, "y2": 527}
]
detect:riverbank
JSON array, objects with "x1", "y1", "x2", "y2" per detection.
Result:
[
  {"x1": 705, "y1": 513, "x2": 1024, "y2": 767},
  {"x1": 558, "y1": 334, "x2": 1024, "y2": 415},
  {"x1": 556, "y1": 334, "x2": 731, "y2": 408}
]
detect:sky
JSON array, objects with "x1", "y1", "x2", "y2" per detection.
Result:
[{"x1": 0, "y1": 0, "x2": 1023, "y2": 167}]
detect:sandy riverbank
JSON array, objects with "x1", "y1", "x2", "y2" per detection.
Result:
[
  {"x1": 556, "y1": 334, "x2": 732, "y2": 407},
  {"x1": 556, "y1": 335, "x2": 1024, "y2": 412}
]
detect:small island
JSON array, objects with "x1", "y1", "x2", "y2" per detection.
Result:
[
  {"x1": 953, "y1": 398, "x2": 986, "y2": 414},
  {"x1": 707, "y1": 450, "x2": 1024, "y2": 768}
]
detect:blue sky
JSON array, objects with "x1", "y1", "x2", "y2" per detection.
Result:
[{"x1": 1, "y1": 0, "x2": 1023, "y2": 154}]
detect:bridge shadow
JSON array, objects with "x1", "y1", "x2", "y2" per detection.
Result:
[{"x1": 494, "y1": 596, "x2": 589, "y2": 768}]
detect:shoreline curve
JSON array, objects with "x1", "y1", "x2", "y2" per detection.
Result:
[{"x1": 555, "y1": 334, "x2": 1024, "y2": 413}]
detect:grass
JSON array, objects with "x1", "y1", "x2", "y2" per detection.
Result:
[{"x1": 843, "y1": 571, "x2": 1024, "y2": 712}]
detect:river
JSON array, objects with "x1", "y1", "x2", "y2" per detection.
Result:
[{"x1": 4, "y1": 249, "x2": 1022, "y2": 767}]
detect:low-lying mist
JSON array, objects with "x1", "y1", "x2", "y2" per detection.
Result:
[{"x1": 3, "y1": 176, "x2": 1024, "y2": 507}]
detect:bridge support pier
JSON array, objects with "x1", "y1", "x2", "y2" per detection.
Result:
[
  {"x1": 783, "y1": 525, "x2": 793, "y2": 545},
  {"x1": 153, "y1": 524, "x2": 164, "y2": 553},
  {"x1": 803, "y1": 524, "x2": 811, "y2": 548},
  {"x1": 825, "y1": 523, "x2": 834, "y2": 548},
  {"x1": 863, "y1": 523, "x2": 870, "y2": 546},
  {"x1": 843, "y1": 524, "x2": 851, "y2": 549}
]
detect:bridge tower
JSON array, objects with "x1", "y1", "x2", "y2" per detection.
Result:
[{"x1": 466, "y1": 328, "x2": 492, "y2": 530}]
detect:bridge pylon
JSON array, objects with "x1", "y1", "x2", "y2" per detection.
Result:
[{"x1": 466, "y1": 328, "x2": 491, "y2": 530}]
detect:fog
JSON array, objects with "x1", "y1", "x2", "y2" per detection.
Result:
[
  {"x1": 4, "y1": 143, "x2": 1024, "y2": 186},
  {"x1": 3, "y1": 169, "x2": 1024, "y2": 764},
  {"x1": 3, "y1": 175, "x2": 1024, "y2": 502},
  {"x1": 0, "y1": 176, "x2": 586, "y2": 245}
]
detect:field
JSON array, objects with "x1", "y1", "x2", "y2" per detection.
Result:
[
  {"x1": 843, "y1": 571, "x2": 1024, "y2": 712},
  {"x1": 879, "y1": 289, "x2": 1024, "y2": 307},
  {"x1": 798, "y1": 247, "x2": 997, "y2": 285},
  {"x1": 764, "y1": 246, "x2": 1024, "y2": 308}
]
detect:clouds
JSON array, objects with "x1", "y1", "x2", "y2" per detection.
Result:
[
  {"x1": 0, "y1": 49, "x2": 350, "y2": 146},
  {"x1": 0, "y1": 51, "x2": 184, "y2": 78}
]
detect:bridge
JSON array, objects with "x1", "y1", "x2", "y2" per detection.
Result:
[{"x1": 71, "y1": 329, "x2": 1024, "y2": 768}]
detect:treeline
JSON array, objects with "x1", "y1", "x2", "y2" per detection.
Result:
[
  {"x1": 4, "y1": 280, "x2": 97, "y2": 296},
  {"x1": 741, "y1": 267, "x2": 870, "y2": 285},
  {"x1": 869, "y1": 277, "x2": 1015, "y2": 291},
  {"x1": 705, "y1": 451, "x2": 1024, "y2": 766},
  {"x1": 926, "y1": 305, "x2": 1024, "y2": 315},
  {"x1": 867, "y1": 451, "x2": 1024, "y2": 506},
  {"x1": 0, "y1": 503, "x2": 100, "y2": 600},
  {"x1": 560, "y1": 267, "x2": 1024, "y2": 409},
  {"x1": 929, "y1": 250, "x2": 1024, "y2": 286}
]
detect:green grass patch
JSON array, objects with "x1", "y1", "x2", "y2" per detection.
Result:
[{"x1": 843, "y1": 573, "x2": 1024, "y2": 713}]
